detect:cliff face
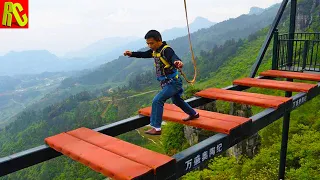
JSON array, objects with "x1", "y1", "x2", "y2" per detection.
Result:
[
  {"x1": 183, "y1": 101, "x2": 260, "y2": 159},
  {"x1": 227, "y1": 103, "x2": 260, "y2": 159},
  {"x1": 296, "y1": 0, "x2": 320, "y2": 30},
  {"x1": 184, "y1": 102, "x2": 217, "y2": 146}
]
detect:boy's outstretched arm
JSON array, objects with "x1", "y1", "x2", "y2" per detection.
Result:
[{"x1": 123, "y1": 49, "x2": 153, "y2": 58}]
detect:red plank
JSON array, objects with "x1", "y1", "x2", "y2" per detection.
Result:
[
  {"x1": 233, "y1": 78, "x2": 316, "y2": 92},
  {"x1": 260, "y1": 70, "x2": 320, "y2": 81},
  {"x1": 139, "y1": 105, "x2": 251, "y2": 134},
  {"x1": 195, "y1": 88, "x2": 291, "y2": 108},
  {"x1": 67, "y1": 127, "x2": 175, "y2": 175},
  {"x1": 45, "y1": 133, "x2": 152, "y2": 180},
  {"x1": 163, "y1": 104, "x2": 250, "y2": 124}
]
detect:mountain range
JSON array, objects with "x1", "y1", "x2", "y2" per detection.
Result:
[
  {"x1": 0, "y1": 17, "x2": 216, "y2": 76},
  {"x1": 63, "y1": 4, "x2": 278, "y2": 86}
]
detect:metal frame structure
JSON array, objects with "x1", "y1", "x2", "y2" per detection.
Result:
[
  {"x1": 1, "y1": 0, "x2": 319, "y2": 179},
  {"x1": 278, "y1": 1, "x2": 296, "y2": 180},
  {"x1": 1, "y1": 78, "x2": 319, "y2": 179}
]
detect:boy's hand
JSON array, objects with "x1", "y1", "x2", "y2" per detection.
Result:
[
  {"x1": 174, "y1": 61, "x2": 183, "y2": 69},
  {"x1": 123, "y1": 50, "x2": 132, "y2": 56}
]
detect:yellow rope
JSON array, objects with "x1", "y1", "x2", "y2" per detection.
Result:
[{"x1": 179, "y1": 0, "x2": 197, "y2": 84}]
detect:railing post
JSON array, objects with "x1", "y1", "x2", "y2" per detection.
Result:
[
  {"x1": 302, "y1": 41, "x2": 309, "y2": 70},
  {"x1": 279, "y1": 1, "x2": 297, "y2": 179},
  {"x1": 278, "y1": 88, "x2": 292, "y2": 180},
  {"x1": 287, "y1": 0, "x2": 297, "y2": 67},
  {"x1": 272, "y1": 29, "x2": 279, "y2": 70}
]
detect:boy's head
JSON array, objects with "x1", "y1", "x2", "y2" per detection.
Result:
[{"x1": 145, "y1": 30, "x2": 163, "y2": 51}]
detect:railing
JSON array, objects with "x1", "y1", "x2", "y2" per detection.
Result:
[{"x1": 273, "y1": 32, "x2": 320, "y2": 72}]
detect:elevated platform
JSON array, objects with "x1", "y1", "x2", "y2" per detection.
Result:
[
  {"x1": 45, "y1": 127, "x2": 175, "y2": 180},
  {"x1": 260, "y1": 70, "x2": 320, "y2": 81},
  {"x1": 233, "y1": 78, "x2": 317, "y2": 92},
  {"x1": 1, "y1": 70, "x2": 320, "y2": 179},
  {"x1": 139, "y1": 104, "x2": 251, "y2": 135},
  {"x1": 195, "y1": 88, "x2": 291, "y2": 109}
]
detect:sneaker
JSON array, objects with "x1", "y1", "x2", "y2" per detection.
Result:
[
  {"x1": 182, "y1": 113, "x2": 200, "y2": 121},
  {"x1": 144, "y1": 128, "x2": 161, "y2": 135}
]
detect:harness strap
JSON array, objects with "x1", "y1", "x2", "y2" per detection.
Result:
[
  {"x1": 152, "y1": 45, "x2": 172, "y2": 69},
  {"x1": 157, "y1": 69, "x2": 178, "y2": 81}
]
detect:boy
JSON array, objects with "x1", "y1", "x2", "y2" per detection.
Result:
[{"x1": 123, "y1": 30, "x2": 199, "y2": 135}]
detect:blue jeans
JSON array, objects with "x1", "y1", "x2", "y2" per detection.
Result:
[{"x1": 150, "y1": 77, "x2": 197, "y2": 128}]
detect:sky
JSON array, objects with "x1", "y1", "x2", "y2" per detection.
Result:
[{"x1": 0, "y1": 0, "x2": 282, "y2": 56}]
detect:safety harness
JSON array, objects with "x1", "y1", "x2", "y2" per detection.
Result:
[{"x1": 152, "y1": 44, "x2": 178, "y2": 82}]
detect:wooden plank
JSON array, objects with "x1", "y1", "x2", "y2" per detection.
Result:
[
  {"x1": 139, "y1": 106, "x2": 251, "y2": 134},
  {"x1": 260, "y1": 70, "x2": 320, "y2": 81},
  {"x1": 67, "y1": 127, "x2": 175, "y2": 179},
  {"x1": 195, "y1": 88, "x2": 290, "y2": 109},
  {"x1": 233, "y1": 78, "x2": 316, "y2": 92},
  {"x1": 45, "y1": 133, "x2": 153, "y2": 180}
]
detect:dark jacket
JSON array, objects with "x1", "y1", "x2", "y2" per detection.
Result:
[{"x1": 130, "y1": 42, "x2": 181, "y2": 80}]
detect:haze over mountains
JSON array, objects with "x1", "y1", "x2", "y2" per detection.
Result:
[
  {"x1": 0, "y1": 17, "x2": 216, "y2": 76},
  {"x1": 64, "y1": 4, "x2": 278, "y2": 86},
  {"x1": 0, "y1": 5, "x2": 273, "y2": 77}
]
